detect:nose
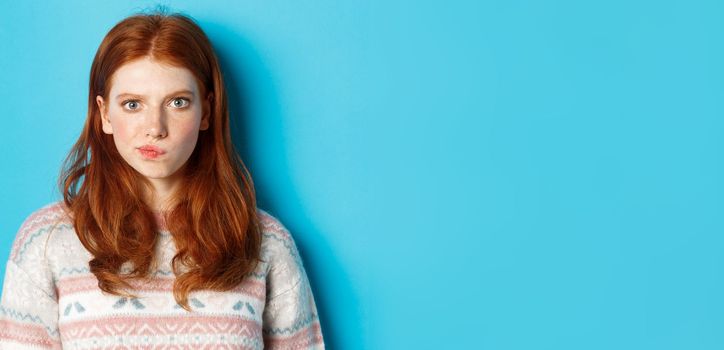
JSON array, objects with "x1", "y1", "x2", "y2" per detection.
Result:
[{"x1": 146, "y1": 106, "x2": 168, "y2": 139}]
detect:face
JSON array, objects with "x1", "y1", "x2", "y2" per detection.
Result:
[{"x1": 96, "y1": 57, "x2": 211, "y2": 195}]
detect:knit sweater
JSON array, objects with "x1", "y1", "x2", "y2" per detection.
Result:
[{"x1": 0, "y1": 201, "x2": 324, "y2": 349}]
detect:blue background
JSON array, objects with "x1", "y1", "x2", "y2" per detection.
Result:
[{"x1": 1, "y1": 1, "x2": 723, "y2": 349}]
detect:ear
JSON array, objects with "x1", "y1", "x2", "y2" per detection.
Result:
[
  {"x1": 200, "y1": 92, "x2": 212, "y2": 131},
  {"x1": 96, "y1": 95, "x2": 113, "y2": 134}
]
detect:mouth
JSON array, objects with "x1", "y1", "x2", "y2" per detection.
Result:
[{"x1": 137, "y1": 145, "x2": 166, "y2": 159}]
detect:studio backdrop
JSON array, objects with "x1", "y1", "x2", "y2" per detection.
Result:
[{"x1": 1, "y1": 1, "x2": 723, "y2": 349}]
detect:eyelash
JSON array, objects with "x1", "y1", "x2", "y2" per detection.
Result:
[{"x1": 122, "y1": 97, "x2": 191, "y2": 111}]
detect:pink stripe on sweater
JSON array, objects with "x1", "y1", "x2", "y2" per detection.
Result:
[
  {"x1": 59, "y1": 314, "x2": 262, "y2": 339},
  {"x1": 0, "y1": 318, "x2": 61, "y2": 349},
  {"x1": 56, "y1": 275, "x2": 266, "y2": 299}
]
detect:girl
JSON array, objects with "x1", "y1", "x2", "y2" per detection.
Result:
[{"x1": 0, "y1": 11, "x2": 324, "y2": 349}]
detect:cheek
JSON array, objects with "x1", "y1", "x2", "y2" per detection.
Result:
[
  {"x1": 176, "y1": 113, "x2": 203, "y2": 141},
  {"x1": 110, "y1": 121, "x2": 133, "y2": 145},
  {"x1": 177, "y1": 125, "x2": 201, "y2": 151},
  {"x1": 106, "y1": 112, "x2": 137, "y2": 149},
  {"x1": 112, "y1": 124, "x2": 128, "y2": 140}
]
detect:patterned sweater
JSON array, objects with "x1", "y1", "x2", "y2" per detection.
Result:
[{"x1": 0, "y1": 201, "x2": 324, "y2": 349}]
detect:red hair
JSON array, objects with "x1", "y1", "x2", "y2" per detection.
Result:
[{"x1": 58, "y1": 11, "x2": 262, "y2": 311}]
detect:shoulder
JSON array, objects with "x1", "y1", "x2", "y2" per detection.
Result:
[
  {"x1": 255, "y1": 208, "x2": 308, "y2": 290},
  {"x1": 257, "y1": 208, "x2": 291, "y2": 239},
  {"x1": 256, "y1": 208, "x2": 302, "y2": 263},
  {"x1": 5, "y1": 201, "x2": 73, "y2": 298},
  {"x1": 9, "y1": 201, "x2": 73, "y2": 265}
]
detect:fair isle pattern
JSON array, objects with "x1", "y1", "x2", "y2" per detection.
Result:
[{"x1": 0, "y1": 201, "x2": 324, "y2": 349}]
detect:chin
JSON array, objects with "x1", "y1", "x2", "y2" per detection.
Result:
[
  {"x1": 126, "y1": 158, "x2": 185, "y2": 180},
  {"x1": 146, "y1": 169, "x2": 177, "y2": 178},
  {"x1": 132, "y1": 167, "x2": 175, "y2": 180}
]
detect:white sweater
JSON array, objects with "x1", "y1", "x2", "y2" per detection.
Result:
[{"x1": 0, "y1": 201, "x2": 324, "y2": 349}]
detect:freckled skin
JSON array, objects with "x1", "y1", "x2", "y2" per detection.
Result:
[{"x1": 95, "y1": 57, "x2": 211, "y2": 208}]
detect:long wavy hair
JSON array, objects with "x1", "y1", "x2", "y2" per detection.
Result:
[{"x1": 58, "y1": 11, "x2": 262, "y2": 311}]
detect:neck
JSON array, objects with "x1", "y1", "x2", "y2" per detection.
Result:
[{"x1": 145, "y1": 178, "x2": 181, "y2": 212}]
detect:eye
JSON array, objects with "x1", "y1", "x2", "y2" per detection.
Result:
[
  {"x1": 170, "y1": 98, "x2": 190, "y2": 109},
  {"x1": 122, "y1": 100, "x2": 141, "y2": 111}
]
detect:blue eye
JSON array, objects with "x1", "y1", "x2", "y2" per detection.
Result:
[
  {"x1": 171, "y1": 98, "x2": 190, "y2": 108},
  {"x1": 122, "y1": 100, "x2": 140, "y2": 111}
]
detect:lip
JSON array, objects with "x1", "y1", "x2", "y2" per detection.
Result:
[{"x1": 137, "y1": 145, "x2": 166, "y2": 159}]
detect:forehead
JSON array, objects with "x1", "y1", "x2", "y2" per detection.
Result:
[{"x1": 108, "y1": 57, "x2": 200, "y2": 95}]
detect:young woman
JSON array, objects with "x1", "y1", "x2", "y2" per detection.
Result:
[{"x1": 0, "y1": 11, "x2": 324, "y2": 349}]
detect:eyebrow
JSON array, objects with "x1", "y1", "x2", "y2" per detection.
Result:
[{"x1": 115, "y1": 89, "x2": 195, "y2": 101}]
